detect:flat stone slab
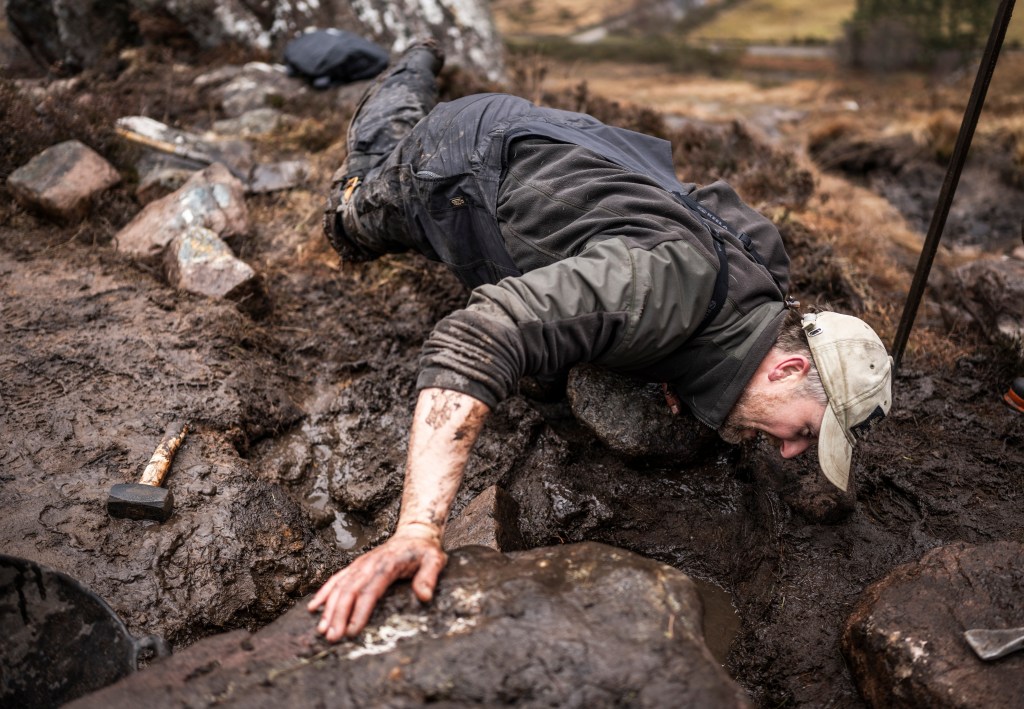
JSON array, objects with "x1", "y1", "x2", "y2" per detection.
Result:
[
  {"x1": 69, "y1": 543, "x2": 751, "y2": 708},
  {"x1": 115, "y1": 163, "x2": 248, "y2": 258},
  {"x1": 843, "y1": 541, "x2": 1024, "y2": 709},
  {"x1": 7, "y1": 140, "x2": 120, "y2": 223}
]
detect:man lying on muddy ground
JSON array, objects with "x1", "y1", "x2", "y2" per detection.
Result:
[{"x1": 308, "y1": 40, "x2": 894, "y2": 642}]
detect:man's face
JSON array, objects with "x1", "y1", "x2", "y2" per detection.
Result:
[{"x1": 719, "y1": 386, "x2": 827, "y2": 459}]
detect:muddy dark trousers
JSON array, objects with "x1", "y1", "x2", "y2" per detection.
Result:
[{"x1": 323, "y1": 40, "x2": 444, "y2": 262}]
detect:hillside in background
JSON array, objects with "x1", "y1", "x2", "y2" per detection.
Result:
[{"x1": 494, "y1": 0, "x2": 1024, "y2": 46}]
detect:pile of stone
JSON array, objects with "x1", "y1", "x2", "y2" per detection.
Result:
[{"x1": 8, "y1": 137, "x2": 268, "y2": 315}]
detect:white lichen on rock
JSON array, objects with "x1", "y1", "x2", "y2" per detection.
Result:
[{"x1": 345, "y1": 612, "x2": 430, "y2": 660}]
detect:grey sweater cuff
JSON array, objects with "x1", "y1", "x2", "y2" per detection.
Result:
[
  {"x1": 415, "y1": 367, "x2": 500, "y2": 409},
  {"x1": 416, "y1": 307, "x2": 526, "y2": 409}
]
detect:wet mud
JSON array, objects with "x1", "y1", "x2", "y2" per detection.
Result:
[{"x1": 2, "y1": 57, "x2": 1024, "y2": 708}]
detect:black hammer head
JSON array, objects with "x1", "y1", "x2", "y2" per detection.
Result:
[{"x1": 107, "y1": 483, "x2": 174, "y2": 522}]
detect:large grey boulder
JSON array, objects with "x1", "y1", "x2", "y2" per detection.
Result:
[
  {"x1": 7, "y1": 140, "x2": 121, "y2": 223},
  {"x1": 843, "y1": 541, "x2": 1024, "y2": 708},
  {"x1": 345, "y1": 0, "x2": 505, "y2": 81},
  {"x1": 4, "y1": 0, "x2": 133, "y2": 74},
  {"x1": 68, "y1": 543, "x2": 751, "y2": 708}
]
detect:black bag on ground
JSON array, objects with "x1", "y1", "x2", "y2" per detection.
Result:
[{"x1": 284, "y1": 29, "x2": 389, "y2": 89}]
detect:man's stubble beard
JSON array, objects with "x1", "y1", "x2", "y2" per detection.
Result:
[
  {"x1": 718, "y1": 387, "x2": 788, "y2": 445},
  {"x1": 719, "y1": 398, "x2": 756, "y2": 445}
]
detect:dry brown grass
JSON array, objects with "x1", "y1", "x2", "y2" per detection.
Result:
[
  {"x1": 913, "y1": 110, "x2": 961, "y2": 163},
  {"x1": 792, "y1": 171, "x2": 988, "y2": 370},
  {"x1": 0, "y1": 78, "x2": 129, "y2": 181},
  {"x1": 493, "y1": 0, "x2": 626, "y2": 36}
]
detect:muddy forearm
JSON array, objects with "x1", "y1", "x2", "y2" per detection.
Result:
[{"x1": 396, "y1": 387, "x2": 490, "y2": 540}]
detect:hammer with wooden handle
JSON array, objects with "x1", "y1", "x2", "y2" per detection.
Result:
[{"x1": 107, "y1": 422, "x2": 189, "y2": 522}]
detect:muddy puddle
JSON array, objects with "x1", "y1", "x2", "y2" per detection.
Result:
[
  {"x1": 304, "y1": 482, "x2": 374, "y2": 550},
  {"x1": 695, "y1": 578, "x2": 742, "y2": 665}
]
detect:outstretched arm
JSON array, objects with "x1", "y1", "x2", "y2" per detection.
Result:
[{"x1": 308, "y1": 387, "x2": 489, "y2": 641}]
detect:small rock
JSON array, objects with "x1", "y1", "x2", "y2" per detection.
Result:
[
  {"x1": 7, "y1": 140, "x2": 120, "y2": 223},
  {"x1": 938, "y1": 257, "x2": 1024, "y2": 360},
  {"x1": 305, "y1": 506, "x2": 335, "y2": 531},
  {"x1": 193, "y1": 65, "x2": 246, "y2": 89},
  {"x1": 204, "y1": 62, "x2": 306, "y2": 118},
  {"x1": 164, "y1": 226, "x2": 268, "y2": 316},
  {"x1": 212, "y1": 108, "x2": 290, "y2": 137},
  {"x1": 280, "y1": 575, "x2": 299, "y2": 594},
  {"x1": 844, "y1": 541, "x2": 1024, "y2": 709},
  {"x1": 184, "y1": 480, "x2": 218, "y2": 497},
  {"x1": 136, "y1": 165, "x2": 197, "y2": 205},
  {"x1": 115, "y1": 163, "x2": 248, "y2": 258},
  {"x1": 12, "y1": 76, "x2": 84, "y2": 104},
  {"x1": 567, "y1": 363, "x2": 720, "y2": 461},
  {"x1": 444, "y1": 485, "x2": 525, "y2": 552},
  {"x1": 248, "y1": 160, "x2": 309, "y2": 194}
]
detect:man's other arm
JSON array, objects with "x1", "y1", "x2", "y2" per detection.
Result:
[{"x1": 308, "y1": 387, "x2": 489, "y2": 641}]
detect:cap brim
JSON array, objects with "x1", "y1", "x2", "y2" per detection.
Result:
[{"x1": 818, "y1": 403, "x2": 853, "y2": 491}]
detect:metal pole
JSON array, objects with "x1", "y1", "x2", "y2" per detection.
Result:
[{"x1": 891, "y1": 0, "x2": 1016, "y2": 370}]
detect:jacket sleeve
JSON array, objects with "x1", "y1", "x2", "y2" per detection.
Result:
[{"x1": 416, "y1": 235, "x2": 719, "y2": 408}]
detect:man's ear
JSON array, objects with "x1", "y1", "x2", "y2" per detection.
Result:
[{"x1": 767, "y1": 354, "x2": 811, "y2": 383}]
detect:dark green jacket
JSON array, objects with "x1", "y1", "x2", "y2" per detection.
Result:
[{"x1": 399, "y1": 94, "x2": 790, "y2": 428}]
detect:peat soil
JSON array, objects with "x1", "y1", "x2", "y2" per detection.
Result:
[{"x1": 2, "y1": 52, "x2": 1024, "y2": 708}]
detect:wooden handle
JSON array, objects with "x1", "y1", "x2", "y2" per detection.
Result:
[
  {"x1": 138, "y1": 422, "x2": 189, "y2": 487},
  {"x1": 115, "y1": 126, "x2": 216, "y2": 165}
]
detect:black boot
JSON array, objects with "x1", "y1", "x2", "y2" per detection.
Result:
[
  {"x1": 397, "y1": 37, "x2": 445, "y2": 76},
  {"x1": 346, "y1": 39, "x2": 444, "y2": 132},
  {"x1": 344, "y1": 37, "x2": 445, "y2": 177}
]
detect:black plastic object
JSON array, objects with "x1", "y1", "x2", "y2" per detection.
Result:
[
  {"x1": 0, "y1": 554, "x2": 170, "y2": 707},
  {"x1": 284, "y1": 28, "x2": 389, "y2": 89}
]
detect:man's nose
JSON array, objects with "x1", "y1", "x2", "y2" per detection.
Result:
[{"x1": 780, "y1": 438, "x2": 812, "y2": 458}]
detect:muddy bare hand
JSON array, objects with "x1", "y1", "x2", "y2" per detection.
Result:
[
  {"x1": 307, "y1": 524, "x2": 446, "y2": 640},
  {"x1": 309, "y1": 387, "x2": 490, "y2": 641}
]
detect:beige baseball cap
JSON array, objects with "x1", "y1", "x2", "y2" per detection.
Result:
[{"x1": 802, "y1": 312, "x2": 893, "y2": 491}]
